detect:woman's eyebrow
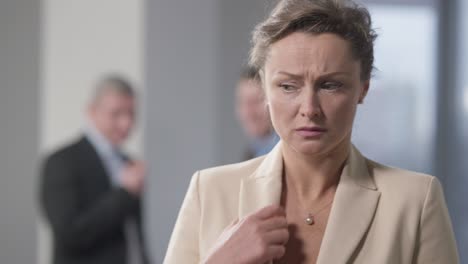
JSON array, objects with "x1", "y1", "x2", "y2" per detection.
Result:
[
  {"x1": 317, "y1": 71, "x2": 352, "y2": 78},
  {"x1": 274, "y1": 70, "x2": 351, "y2": 79},
  {"x1": 274, "y1": 71, "x2": 302, "y2": 79}
]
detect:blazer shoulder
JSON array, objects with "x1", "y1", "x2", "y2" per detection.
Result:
[
  {"x1": 368, "y1": 159, "x2": 434, "y2": 183},
  {"x1": 367, "y1": 159, "x2": 438, "y2": 200},
  {"x1": 42, "y1": 137, "x2": 90, "y2": 166},
  {"x1": 197, "y1": 156, "x2": 266, "y2": 189}
]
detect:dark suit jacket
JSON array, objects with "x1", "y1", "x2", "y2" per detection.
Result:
[{"x1": 40, "y1": 136, "x2": 149, "y2": 264}]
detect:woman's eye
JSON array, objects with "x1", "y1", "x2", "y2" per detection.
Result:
[
  {"x1": 279, "y1": 84, "x2": 297, "y2": 92},
  {"x1": 321, "y1": 81, "x2": 343, "y2": 90}
]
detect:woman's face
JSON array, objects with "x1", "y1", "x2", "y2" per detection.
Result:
[{"x1": 263, "y1": 32, "x2": 368, "y2": 156}]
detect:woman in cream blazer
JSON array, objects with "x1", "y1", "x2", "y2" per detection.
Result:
[
  {"x1": 164, "y1": 0, "x2": 459, "y2": 263},
  {"x1": 165, "y1": 143, "x2": 458, "y2": 263}
]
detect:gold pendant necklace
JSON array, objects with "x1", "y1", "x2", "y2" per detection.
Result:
[
  {"x1": 303, "y1": 200, "x2": 334, "y2": 225},
  {"x1": 305, "y1": 213, "x2": 315, "y2": 225},
  {"x1": 287, "y1": 178, "x2": 335, "y2": 226}
]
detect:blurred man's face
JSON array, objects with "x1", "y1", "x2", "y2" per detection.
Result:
[
  {"x1": 236, "y1": 79, "x2": 272, "y2": 139},
  {"x1": 88, "y1": 89, "x2": 135, "y2": 146}
]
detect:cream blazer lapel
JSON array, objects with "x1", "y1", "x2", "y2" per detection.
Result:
[
  {"x1": 238, "y1": 142, "x2": 284, "y2": 218},
  {"x1": 316, "y1": 146, "x2": 381, "y2": 264},
  {"x1": 238, "y1": 143, "x2": 381, "y2": 264}
]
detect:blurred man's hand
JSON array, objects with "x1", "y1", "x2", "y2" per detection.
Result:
[{"x1": 121, "y1": 160, "x2": 145, "y2": 196}]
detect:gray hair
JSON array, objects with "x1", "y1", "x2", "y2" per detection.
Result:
[
  {"x1": 92, "y1": 74, "x2": 136, "y2": 102},
  {"x1": 240, "y1": 65, "x2": 261, "y2": 82},
  {"x1": 249, "y1": 0, "x2": 377, "y2": 81}
]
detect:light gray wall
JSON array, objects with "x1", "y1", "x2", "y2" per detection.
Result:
[
  {"x1": 40, "y1": 0, "x2": 145, "y2": 155},
  {"x1": 145, "y1": 0, "x2": 219, "y2": 262},
  {"x1": 0, "y1": 0, "x2": 40, "y2": 263},
  {"x1": 145, "y1": 0, "x2": 268, "y2": 262}
]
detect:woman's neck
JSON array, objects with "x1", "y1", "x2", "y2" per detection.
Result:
[{"x1": 282, "y1": 141, "x2": 350, "y2": 201}]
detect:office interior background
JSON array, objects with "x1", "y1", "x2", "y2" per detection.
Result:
[{"x1": 1, "y1": 0, "x2": 467, "y2": 263}]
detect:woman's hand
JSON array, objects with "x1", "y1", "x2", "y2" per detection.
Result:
[{"x1": 203, "y1": 205, "x2": 289, "y2": 264}]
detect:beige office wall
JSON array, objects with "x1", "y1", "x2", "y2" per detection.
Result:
[{"x1": 41, "y1": 0, "x2": 145, "y2": 155}]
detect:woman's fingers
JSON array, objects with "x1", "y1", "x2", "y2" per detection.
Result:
[
  {"x1": 204, "y1": 205, "x2": 289, "y2": 264},
  {"x1": 262, "y1": 216, "x2": 288, "y2": 232},
  {"x1": 264, "y1": 228, "x2": 290, "y2": 245},
  {"x1": 253, "y1": 204, "x2": 285, "y2": 220},
  {"x1": 266, "y1": 244, "x2": 287, "y2": 260}
]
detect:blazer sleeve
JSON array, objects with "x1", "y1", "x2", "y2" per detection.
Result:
[
  {"x1": 164, "y1": 171, "x2": 201, "y2": 264},
  {"x1": 40, "y1": 152, "x2": 139, "y2": 252},
  {"x1": 413, "y1": 177, "x2": 459, "y2": 263}
]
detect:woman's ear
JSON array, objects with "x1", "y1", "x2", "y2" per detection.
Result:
[{"x1": 358, "y1": 80, "x2": 370, "y2": 104}]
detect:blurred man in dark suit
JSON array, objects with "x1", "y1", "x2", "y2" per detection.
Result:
[{"x1": 40, "y1": 75, "x2": 149, "y2": 264}]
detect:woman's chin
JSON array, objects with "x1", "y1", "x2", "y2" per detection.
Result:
[{"x1": 287, "y1": 140, "x2": 328, "y2": 156}]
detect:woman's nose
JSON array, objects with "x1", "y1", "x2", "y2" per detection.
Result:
[{"x1": 300, "y1": 90, "x2": 322, "y2": 119}]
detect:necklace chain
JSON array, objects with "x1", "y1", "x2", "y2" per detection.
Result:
[{"x1": 286, "y1": 179, "x2": 335, "y2": 225}]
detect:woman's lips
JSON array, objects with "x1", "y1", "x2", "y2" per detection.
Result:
[{"x1": 295, "y1": 127, "x2": 327, "y2": 137}]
